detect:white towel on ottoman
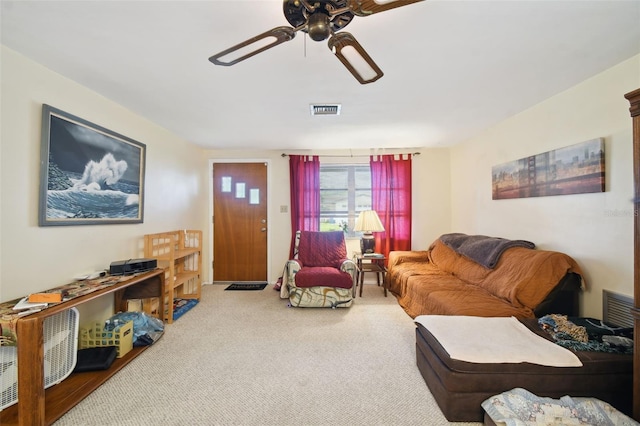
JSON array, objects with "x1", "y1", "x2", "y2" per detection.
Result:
[{"x1": 415, "y1": 315, "x2": 582, "y2": 367}]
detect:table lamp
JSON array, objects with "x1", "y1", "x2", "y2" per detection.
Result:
[{"x1": 354, "y1": 210, "x2": 385, "y2": 254}]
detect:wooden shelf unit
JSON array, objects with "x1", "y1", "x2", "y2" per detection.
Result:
[
  {"x1": 0, "y1": 269, "x2": 164, "y2": 426},
  {"x1": 144, "y1": 230, "x2": 202, "y2": 323}
]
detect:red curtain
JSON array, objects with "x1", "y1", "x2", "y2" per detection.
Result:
[
  {"x1": 289, "y1": 155, "x2": 320, "y2": 257},
  {"x1": 370, "y1": 154, "x2": 412, "y2": 258}
]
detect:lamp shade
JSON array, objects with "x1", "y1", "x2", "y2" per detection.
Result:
[{"x1": 354, "y1": 210, "x2": 385, "y2": 233}]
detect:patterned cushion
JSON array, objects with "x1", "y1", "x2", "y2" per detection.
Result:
[
  {"x1": 482, "y1": 388, "x2": 637, "y2": 426},
  {"x1": 298, "y1": 231, "x2": 347, "y2": 267},
  {"x1": 294, "y1": 267, "x2": 353, "y2": 289}
]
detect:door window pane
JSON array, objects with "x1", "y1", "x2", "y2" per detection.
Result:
[
  {"x1": 235, "y1": 182, "x2": 246, "y2": 198},
  {"x1": 250, "y1": 188, "x2": 260, "y2": 205},
  {"x1": 221, "y1": 176, "x2": 232, "y2": 192}
]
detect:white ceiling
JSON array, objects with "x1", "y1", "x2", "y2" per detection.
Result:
[{"x1": 2, "y1": 1, "x2": 639, "y2": 151}]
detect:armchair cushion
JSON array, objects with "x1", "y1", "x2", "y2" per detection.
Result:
[
  {"x1": 294, "y1": 267, "x2": 354, "y2": 289},
  {"x1": 298, "y1": 231, "x2": 347, "y2": 267}
]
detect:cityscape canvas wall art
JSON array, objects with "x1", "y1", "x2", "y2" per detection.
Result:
[
  {"x1": 492, "y1": 138, "x2": 605, "y2": 200},
  {"x1": 39, "y1": 104, "x2": 146, "y2": 226}
]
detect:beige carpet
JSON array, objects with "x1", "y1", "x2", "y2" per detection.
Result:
[{"x1": 54, "y1": 283, "x2": 483, "y2": 426}]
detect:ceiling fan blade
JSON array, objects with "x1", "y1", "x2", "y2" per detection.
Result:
[
  {"x1": 209, "y1": 26, "x2": 296, "y2": 66},
  {"x1": 327, "y1": 32, "x2": 383, "y2": 84},
  {"x1": 348, "y1": 0, "x2": 425, "y2": 17}
]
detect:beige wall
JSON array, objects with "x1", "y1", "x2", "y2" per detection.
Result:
[
  {"x1": 203, "y1": 149, "x2": 452, "y2": 284},
  {"x1": 3, "y1": 43, "x2": 637, "y2": 321},
  {"x1": 449, "y1": 54, "x2": 640, "y2": 318},
  {"x1": 0, "y1": 45, "x2": 452, "y2": 309},
  {"x1": 0, "y1": 47, "x2": 210, "y2": 309}
]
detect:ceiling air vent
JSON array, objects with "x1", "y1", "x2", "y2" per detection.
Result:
[{"x1": 310, "y1": 104, "x2": 341, "y2": 116}]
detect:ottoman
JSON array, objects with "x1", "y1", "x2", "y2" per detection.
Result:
[{"x1": 415, "y1": 318, "x2": 633, "y2": 422}]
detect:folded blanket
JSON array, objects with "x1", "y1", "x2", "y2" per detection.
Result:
[
  {"x1": 415, "y1": 315, "x2": 582, "y2": 367},
  {"x1": 439, "y1": 233, "x2": 535, "y2": 269}
]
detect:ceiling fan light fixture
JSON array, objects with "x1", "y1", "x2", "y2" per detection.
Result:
[
  {"x1": 328, "y1": 32, "x2": 383, "y2": 84},
  {"x1": 340, "y1": 45, "x2": 379, "y2": 82},
  {"x1": 209, "y1": 1, "x2": 424, "y2": 81},
  {"x1": 307, "y1": 11, "x2": 332, "y2": 41}
]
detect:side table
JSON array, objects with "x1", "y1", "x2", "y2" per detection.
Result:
[{"x1": 355, "y1": 254, "x2": 388, "y2": 297}]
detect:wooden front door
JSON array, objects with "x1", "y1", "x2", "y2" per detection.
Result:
[{"x1": 212, "y1": 162, "x2": 268, "y2": 282}]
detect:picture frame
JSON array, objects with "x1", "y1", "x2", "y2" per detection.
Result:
[
  {"x1": 492, "y1": 138, "x2": 605, "y2": 200},
  {"x1": 39, "y1": 104, "x2": 146, "y2": 226}
]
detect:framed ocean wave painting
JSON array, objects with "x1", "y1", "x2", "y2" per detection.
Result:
[{"x1": 39, "y1": 104, "x2": 146, "y2": 226}]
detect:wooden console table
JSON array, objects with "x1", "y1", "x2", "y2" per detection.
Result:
[{"x1": 0, "y1": 269, "x2": 164, "y2": 426}]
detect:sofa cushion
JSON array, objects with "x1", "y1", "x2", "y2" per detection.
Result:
[
  {"x1": 387, "y1": 250, "x2": 431, "y2": 268},
  {"x1": 386, "y1": 258, "x2": 441, "y2": 299},
  {"x1": 477, "y1": 247, "x2": 583, "y2": 309},
  {"x1": 429, "y1": 240, "x2": 491, "y2": 283},
  {"x1": 397, "y1": 272, "x2": 536, "y2": 319},
  {"x1": 294, "y1": 267, "x2": 353, "y2": 289},
  {"x1": 428, "y1": 239, "x2": 582, "y2": 310},
  {"x1": 298, "y1": 231, "x2": 347, "y2": 267}
]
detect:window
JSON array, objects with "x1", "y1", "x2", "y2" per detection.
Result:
[{"x1": 319, "y1": 164, "x2": 371, "y2": 235}]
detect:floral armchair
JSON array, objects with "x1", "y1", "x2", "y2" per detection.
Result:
[{"x1": 280, "y1": 230, "x2": 357, "y2": 308}]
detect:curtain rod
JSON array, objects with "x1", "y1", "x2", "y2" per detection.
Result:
[{"x1": 281, "y1": 152, "x2": 420, "y2": 158}]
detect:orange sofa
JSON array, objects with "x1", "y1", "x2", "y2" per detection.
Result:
[{"x1": 386, "y1": 234, "x2": 583, "y2": 319}]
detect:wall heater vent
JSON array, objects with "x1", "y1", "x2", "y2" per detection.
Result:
[
  {"x1": 310, "y1": 104, "x2": 341, "y2": 116},
  {"x1": 602, "y1": 289, "x2": 634, "y2": 328}
]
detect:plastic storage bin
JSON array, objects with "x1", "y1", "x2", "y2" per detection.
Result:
[{"x1": 79, "y1": 320, "x2": 133, "y2": 358}]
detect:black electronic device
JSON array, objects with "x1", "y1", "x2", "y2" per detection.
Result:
[
  {"x1": 73, "y1": 347, "x2": 118, "y2": 372},
  {"x1": 109, "y1": 258, "x2": 157, "y2": 276}
]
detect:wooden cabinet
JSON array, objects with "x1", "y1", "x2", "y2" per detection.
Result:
[
  {"x1": 0, "y1": 269, "x2": 164, "y2": 426},
  {"x1": 624, "y1": 88, "x2": 640, "y2": 421},
  {"x1": 144, "y1": 230, "x2": 202, "y2": 323}
]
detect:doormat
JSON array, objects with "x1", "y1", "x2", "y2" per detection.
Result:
[{"x1": 225, "y1": 282, "x2": 268, "y2": 291}]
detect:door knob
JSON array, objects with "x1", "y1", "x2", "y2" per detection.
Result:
[{"x1": 261, "y1": 227, "x2": 267, "y2": 232}]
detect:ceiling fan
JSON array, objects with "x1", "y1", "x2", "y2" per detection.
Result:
[{"x1": 209, "y1": 0, "x2": 425, "y2": 84}]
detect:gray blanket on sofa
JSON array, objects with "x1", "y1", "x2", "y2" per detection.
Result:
[{"x1": 439, "y1": 233, "x2": 535, "y2": 269}]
